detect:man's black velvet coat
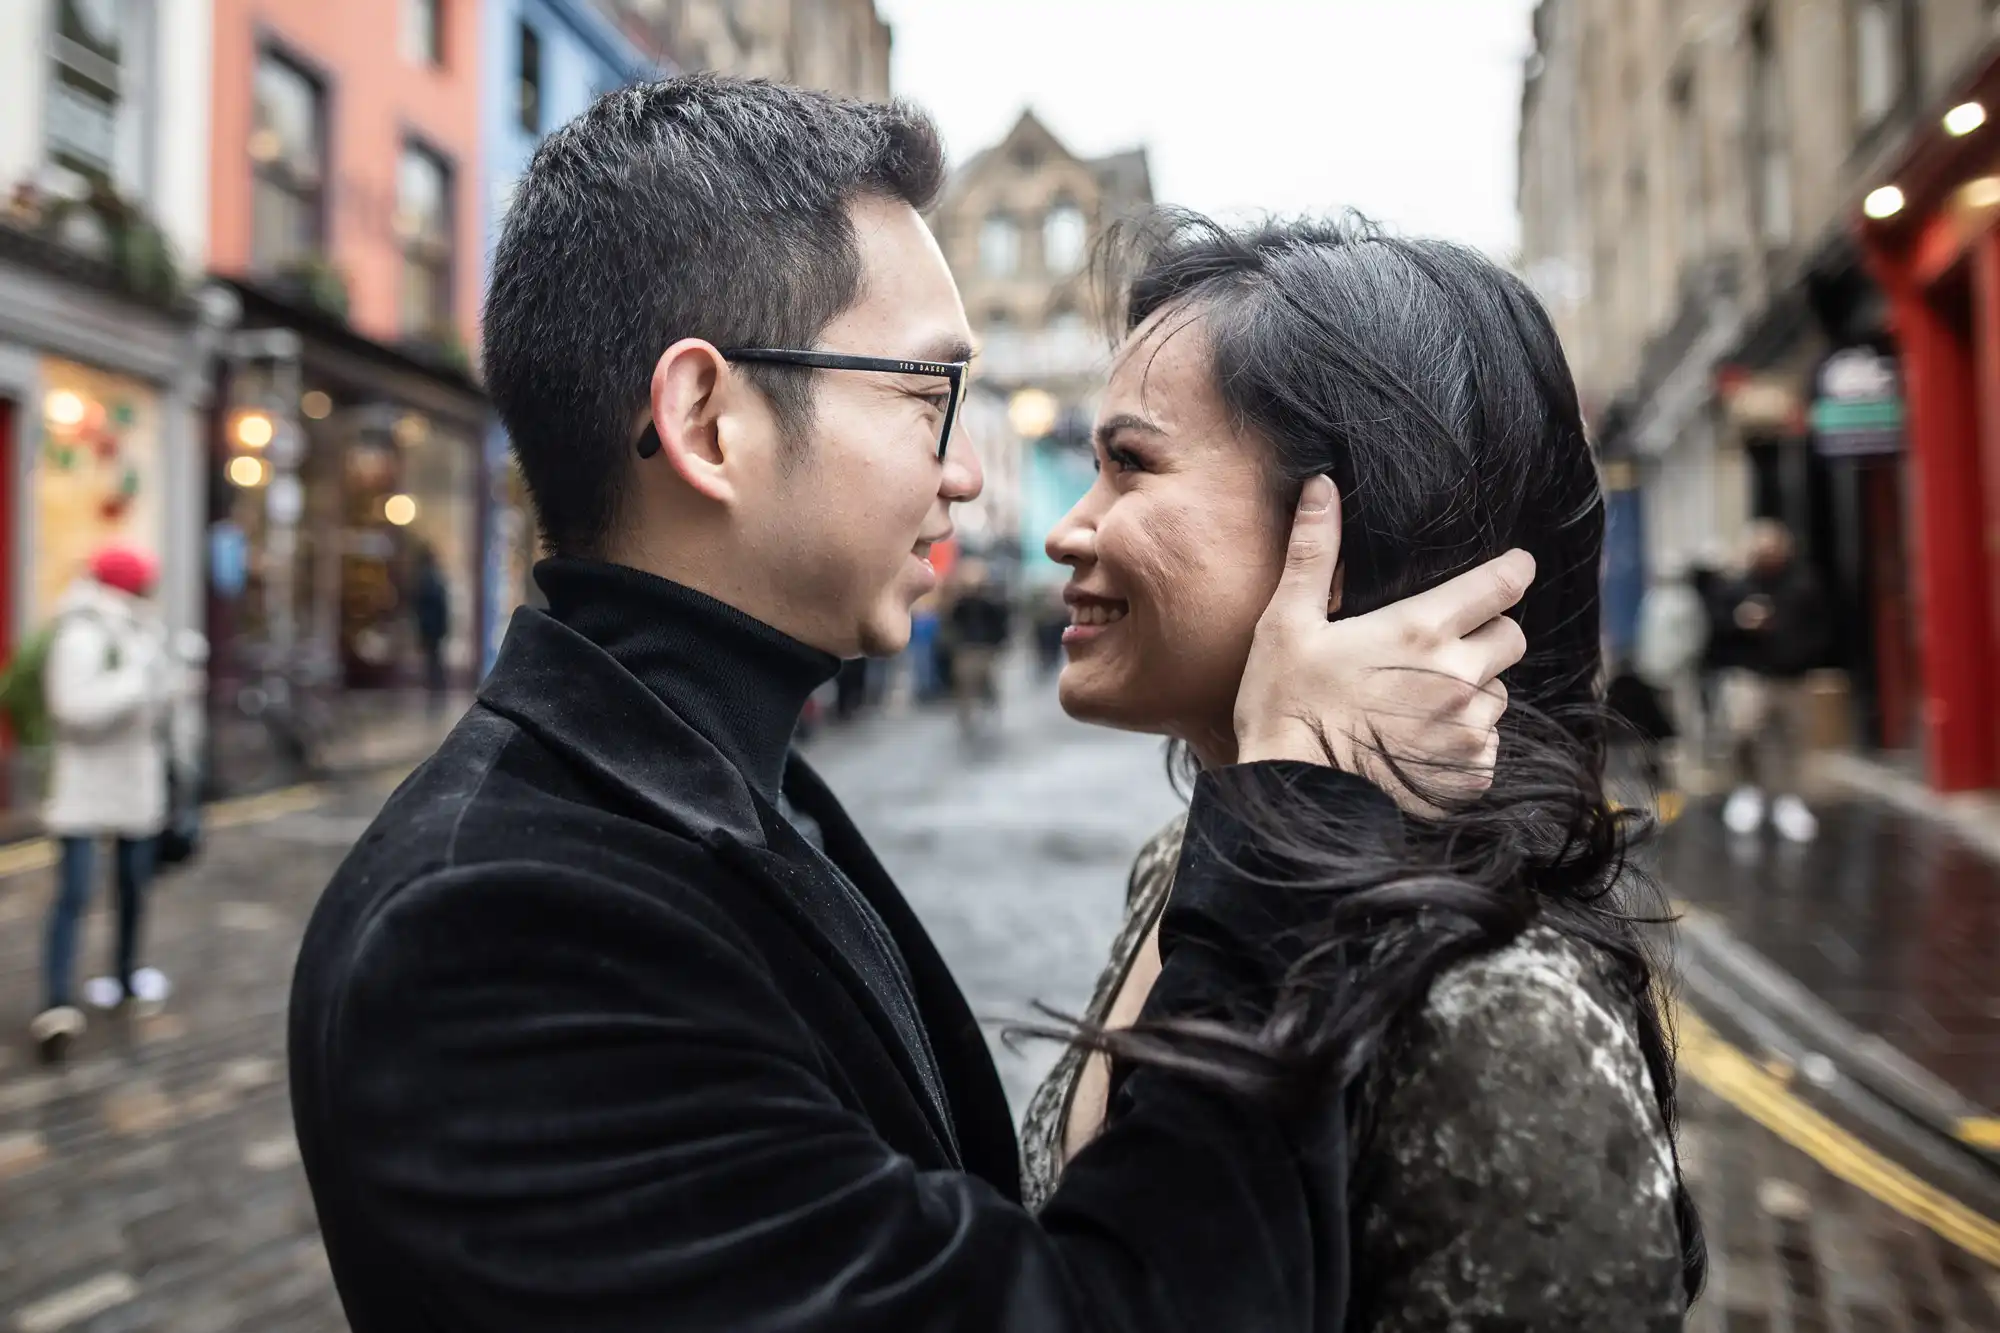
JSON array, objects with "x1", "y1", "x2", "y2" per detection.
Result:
[{"x1": 288, "y1": 561, "x2": 1375, "y2": 1331}]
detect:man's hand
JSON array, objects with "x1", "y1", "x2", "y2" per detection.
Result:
[{"x1": 1233, "y1": 476, "x2": 1534, "y2": 811}]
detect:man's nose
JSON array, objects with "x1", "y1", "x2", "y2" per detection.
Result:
[{"x1": 942, "y1": 432, "x2": 983, "y2": 504}]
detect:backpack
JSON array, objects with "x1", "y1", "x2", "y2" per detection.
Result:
[{"x1": 0, "y1": 611, "x2": 111, "y2": 748}]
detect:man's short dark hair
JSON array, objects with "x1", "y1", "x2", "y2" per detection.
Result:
[{"x1": 483, "y1": 75, "x2": 947, "y2": 557}]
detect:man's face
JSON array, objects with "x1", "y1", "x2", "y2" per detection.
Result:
[{"x1": 735, "y1": 195, "x2": 982, "y2": 658}]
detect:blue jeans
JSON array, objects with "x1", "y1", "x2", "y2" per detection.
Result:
[{"x1": 44, "y1": 835, "x2": 155, "y2": 1010}]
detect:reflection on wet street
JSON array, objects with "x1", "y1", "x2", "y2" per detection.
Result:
[{"x1": 1657, "y1": 796, "x2": 2000, "y2": 1112}]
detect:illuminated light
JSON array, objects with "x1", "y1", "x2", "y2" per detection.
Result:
[
  {"x1": 1945, "y1": 101, "x2": 1988, "y2": 136},
  {"x1": 1962, "y1": 176, "x2": 2000, "y2": 209},
  {"x1": 383, "y1": 493, "x2": 418, "y2": 526},
  {"x1": 1862, "y1": 185, "x2": 1906, "y2": 219},
  {"x1": 44, "y1": 389, "x2": 86, "y2": 429},
  {"x1": 1007, "y1": 387, "x2": 1060, "y2": 439},
  {"x1": 233, "y1": 409, "x2": 275, "y2": 450},
  {"x1": 227, "y1": 455, "x2": 269, "y2": 488},
  {"x1": 392, "y1": 412, "x2": 428, "y2": 449},
  {"x1": 300, "y1": 390, "x2": 333, "y2": 420}
]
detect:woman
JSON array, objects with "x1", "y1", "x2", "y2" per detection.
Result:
[
  {"x1": 31, "y1": 544, "x2": 190, "y2": 1063},
  {"x1": 1021, "y1": 211, "x2": 1703, "y2": 1329}
]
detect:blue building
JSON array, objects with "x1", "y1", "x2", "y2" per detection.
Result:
[{"x1": 479, "y1": 0, "x2": 659, "y2": 672}]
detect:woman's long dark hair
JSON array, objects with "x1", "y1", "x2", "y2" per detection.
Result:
[{"x1": 1071, "y1": 209, "x2": 1704, "y2": 1303}]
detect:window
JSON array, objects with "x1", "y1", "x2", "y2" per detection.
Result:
[
  {"x1": 1751, "y1": 12, "x2": 1793, "y2": 246},
  {"x1": 402, "y1": 0, "x2": 442, "y2": 66},
  {"x1": 44, "y1": 0, "x2": 155, "y2": 198},
  {"x1": 1672, "y1": 71, "x2": 1706, "y2": 261},
  {"x1": 397, "y1": 143, "x2": 453, "y2": 339},
  {"x1": 249, "y1": 52, "x2": 325, "y2": 273},
  {"x1": 517, "y1": 23, "x2": 542, "y2": 134},
  {"x1": 979, "y1": 214, "x2": 1019, "y2": 277},
  {"x1": 1043, "y1": 201, "x2": 1086, "y2": 274},
  {"x1": 1854, "y1": 0, "x2": 1900, "y2": 127}
]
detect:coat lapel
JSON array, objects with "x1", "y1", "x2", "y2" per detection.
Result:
[
  {"x1": 785, "y1": 756, "x2": 1024, "y2": 1203},
  {"x1": 478, "y1": 608, "x2": 971, "y2": 1170}
]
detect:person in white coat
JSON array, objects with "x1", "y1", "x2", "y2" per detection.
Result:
[{"x1": 30, "y1": 545, "x2": 196, "y2": 1063}]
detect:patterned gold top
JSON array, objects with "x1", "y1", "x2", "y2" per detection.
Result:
[{"x1": 1019, "y1": 816, "x2": 1688, "y2": 1330}]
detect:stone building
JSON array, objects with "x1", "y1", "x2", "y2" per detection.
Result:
[
  {"x1": 1519, "y1": 0, "x2": 2000, "y2": 787},
  {"x1": 927, "y1": 110, "x2": 1152, "y2": 567},
  {"x1": 605, "y1": 0, "x2": 891, "y2": 99}
]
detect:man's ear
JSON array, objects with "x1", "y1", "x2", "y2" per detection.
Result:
[{"x1": 644, "y1": 339, "x2": 734, "y2": 504}]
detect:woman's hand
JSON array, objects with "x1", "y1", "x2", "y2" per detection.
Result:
[{"x1": 1233, "y1": 476, "x2": 1533, "y2": 811}]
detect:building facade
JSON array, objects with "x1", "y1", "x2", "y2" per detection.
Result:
[
  {"x1": 607, "y1": 0, "x2": 890, "y2": 99},
  {"x1": 928, "y1": 110, "x2": 1153, "y2": 580},
  {"x1": 479, "y1": 0, "x2": 655, "y2": 671},
  {"x1": 203, "y1": 0, "x2": 491, "y2": 705},
  {"x1": 0, "y1": 0, "x2": 219, "y2": 673},
  {"x1": 1519, "y1": 0, "x2": 2000, "y2": 790}
]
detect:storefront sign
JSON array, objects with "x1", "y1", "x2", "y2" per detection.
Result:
[{"x1": 1811, "y1": 348, "x2": 1904, "y2": 457}]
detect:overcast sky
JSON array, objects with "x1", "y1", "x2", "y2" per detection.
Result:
[{"x1": 875, "y1": 0, "x2": 1540, "y2": 258}]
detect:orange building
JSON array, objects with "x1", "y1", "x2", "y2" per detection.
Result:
[{"x1": 202, "y1": 0, "x2": 491, "y2": 708}]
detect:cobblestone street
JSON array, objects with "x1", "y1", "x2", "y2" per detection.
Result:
[{"x1": 0, "y1": 667, "x2": 1994, "y2": 1330}]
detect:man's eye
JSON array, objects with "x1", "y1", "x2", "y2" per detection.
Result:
[{"x1": 1105, "y1": 446, "x2": 1144, "y2": 473}]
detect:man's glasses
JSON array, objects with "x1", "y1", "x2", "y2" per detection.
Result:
[{"x1": 636, "y1": 348, "x2": 966, "y2": 462}]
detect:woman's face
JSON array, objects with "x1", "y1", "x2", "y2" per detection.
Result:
[{"x1": 1045, "y1": 309, "x2": 1288, "y2": 760}]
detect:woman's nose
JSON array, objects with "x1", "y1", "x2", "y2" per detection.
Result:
[{"x1": 1045, "y1": 496, "x2": 1096, "y2": 569}]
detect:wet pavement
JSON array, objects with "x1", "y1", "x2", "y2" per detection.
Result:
[
  {"x1": 1656, "y1": 794, "x2": 2000, "y2": 1115},
  {"x1": 0, "y1": 660, "x2": 1991, "y2": 1330}
]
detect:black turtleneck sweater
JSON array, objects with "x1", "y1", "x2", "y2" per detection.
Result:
[{"x1": 534, "y1": 558, "x2": 839, "y2": 806}]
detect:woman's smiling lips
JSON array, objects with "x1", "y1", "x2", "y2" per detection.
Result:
[{"x1": 1062, "y1": 587, "x2": 1129, "y2": 646}]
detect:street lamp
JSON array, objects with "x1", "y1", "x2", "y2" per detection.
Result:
[
  {"x1": 1945, "y1": 101, "x2": 1987, "y2": 137},
  {"x1": 1008, "y1": 387, "x2": 1059, "y2": 439}
]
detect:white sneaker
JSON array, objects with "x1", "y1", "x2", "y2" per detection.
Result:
[
  {"x1": 1723, "y1": 786, "x2": 1766, "y2": 836},
  {"x1": 82, "y1": 976, "x2": 124, "y2": 1011},
  {"x1": 1772, "y1": 795, "x2": 1818, "y2": 844},
  {"x1": 130, "y1": 968, "x2": 171, "y2": 1004}
]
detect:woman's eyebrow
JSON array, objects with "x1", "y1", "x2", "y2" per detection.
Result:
[{"x1": 1094, "y1": 413, "x2": 1166, "y2": 450}]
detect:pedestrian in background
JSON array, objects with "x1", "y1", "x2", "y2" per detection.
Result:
[
  {"x1": 946, "y1": 557, "x2": 1009, "y2": 739},
  {"x1": 30, "y1": 545, "x2": 191, "y2": 1064},
  {"x1": 410, "y1": 543, "x2": 450, "y2": 713},
  {"x1": 1633, "y1": 563, "x2": 1712, "y2": 810},
  {"x1": 1718, "y1": 519, "x2": 1830, "y2": 842}
]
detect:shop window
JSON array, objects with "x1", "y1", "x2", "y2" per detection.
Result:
[
  {"x1": 1044, "y1": 200, "x2": 1086, "y2": 274},
  {"x1": 44, "y1": 0, "x2": 155, "y2": 199},
  {"x1": 980, "y1": 214, "x2": 1019, "y2": 277},
  {"x1": 1853, "y1": 0, "x2": 1901, "y2": 129},
  {"x1": 249, "y1": 51, "x2": 325, "y2": 274},
  {"x1": 402, "y1": 0, "x2": 443, "y2": 67},
  {"x1": 518, "y1": 22, "x2": 542, "y2": 134},
  {"x1": 397, "y1": 142, "x2": 454, "y2": 341}
]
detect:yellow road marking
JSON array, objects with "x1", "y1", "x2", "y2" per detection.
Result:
[
  {"x1": 1960, "y1": 1118, "x2": 2000, "y2": 1152},
  {"x1": 1675, "y1": 1004, "x2": 2000, "y2": 1266},
  {"x1": 0, "y1": 783, "x2": 327, "y2": 881}
]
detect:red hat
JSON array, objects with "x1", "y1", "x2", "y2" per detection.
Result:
[{"x1": 89, "y1": 544, "x2": 157, "y2": 597}]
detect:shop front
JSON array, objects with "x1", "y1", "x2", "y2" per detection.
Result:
[
  {"x1": 1855, "y1": 55, "x2": 2000, "y2": 793},
  {"x1": 209, "y1": 280, "x2": 487, "y2": 706}
]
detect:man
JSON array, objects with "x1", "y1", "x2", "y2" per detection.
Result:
[
  {"x1": 289, "y1": 76, "x2": 1531, "y2": 1331},
  {"x1": 1717, "y1": 519, "x2": 1830, "y2": 842},
  {"x1": 944, "y1": 557, "x2": 1009, "y2": 739}
]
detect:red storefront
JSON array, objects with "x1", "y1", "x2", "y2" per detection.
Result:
[{"x1": 1858, "y1": 54, "x2": 2000, "y2": 793}]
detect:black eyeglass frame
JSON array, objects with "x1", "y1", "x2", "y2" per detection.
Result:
[{"x1": 636, "y1": 348, "x2": 966, "y2": 461}]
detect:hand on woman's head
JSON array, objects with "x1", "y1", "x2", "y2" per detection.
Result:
[{"x1": 1232, "y1": 476, "x2": 1533, "y2": 811}]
